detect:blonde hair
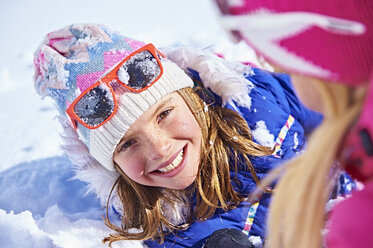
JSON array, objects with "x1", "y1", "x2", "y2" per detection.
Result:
[
  {"x1": 103, "y1": 87, "x2": 273, "y2": 246},
  {"x1": 265, "y1": 77, "x2": 366, "y2": 248}
]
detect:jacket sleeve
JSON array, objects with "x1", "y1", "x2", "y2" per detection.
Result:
[
  {"x1": 223, "y1": 67, "x2": 323, "y2": 161},
  {"x1": 248, "y1": 68, "x2": 323, "y2": 135},
  {"x1": 270, "y1": 71, "x2": 323, "y2": 135}
]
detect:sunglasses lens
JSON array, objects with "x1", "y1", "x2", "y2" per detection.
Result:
[
  {"x1": 117, "y1": 50, "x2": 161, "y2": 90},
  {"x1": 74, "y1": 84, "x2": 115, "y2": 128}
]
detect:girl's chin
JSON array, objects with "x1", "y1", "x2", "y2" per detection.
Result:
[{"x1": 166, "y1": 175, "x2": 197, "y2": 190}]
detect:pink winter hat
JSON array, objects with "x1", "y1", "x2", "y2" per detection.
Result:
[{"x1": 216, "y1": 0, "x2": 373, "y2": 86}]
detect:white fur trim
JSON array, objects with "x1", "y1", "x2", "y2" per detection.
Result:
[
  {"x1": 58, "y1": 116, "x2": 121, "y2": 209},
  {"x1": 162, "y1": 46, "x2": 255, "y2": 110}
]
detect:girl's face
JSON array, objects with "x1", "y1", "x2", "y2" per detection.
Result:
[{"x1": 113, "y1": 92, "x2": 202, "y2": 190}]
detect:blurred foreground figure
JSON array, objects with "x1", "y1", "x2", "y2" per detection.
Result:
[{"x1": 215, "y1": 0, "x2": 373, "y2": 247}]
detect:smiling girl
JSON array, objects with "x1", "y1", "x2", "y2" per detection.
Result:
[
  {"x1": 34, "y1": 24, "x2": 323, "y2": 247},
  {"x1": 113, "y1": 91, "x2": 202, "y2": 190}
]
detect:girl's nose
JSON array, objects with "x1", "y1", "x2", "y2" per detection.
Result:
[{"x1": 145, "y1": 130, "x2": 171, "y2": 161}]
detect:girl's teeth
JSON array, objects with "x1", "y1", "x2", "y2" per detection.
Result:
[{"x1": 158, "y1": 150, "x2": 184, "y2": 173}]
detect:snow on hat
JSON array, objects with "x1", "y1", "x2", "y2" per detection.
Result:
[
  {"x1": 33, "y1": 23, "x2": 194, "y2": 172},
  {"x1": 216, "y1": 0, "x2": 373, "y2": 86}
]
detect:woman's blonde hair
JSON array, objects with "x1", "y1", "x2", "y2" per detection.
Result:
[
  {"x1": 264, "y1": 78, "x2": 366, "y2": 248},
  {"x1": 103, "y1": 86, "x2": 273, "y2": 246}
]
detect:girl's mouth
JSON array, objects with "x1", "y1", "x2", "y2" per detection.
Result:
[{"x1": 157, "y1": 148, "x2": 184, "y2": 173}]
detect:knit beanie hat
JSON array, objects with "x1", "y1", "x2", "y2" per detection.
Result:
[
  {"x1": 33, "y1": 24, "x2": 194, "y2": 171},
  {"x1": 216, "y1": 0, "x2": 373, "y2": 86}
]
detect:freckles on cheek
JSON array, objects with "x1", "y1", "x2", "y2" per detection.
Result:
[
  {"x1": 120, "y1": 159, "x2": 145, "y2": 179},
  {"x1": 180, "y1": 121, "x2": 199, "y2": 135},
  {"x1": 179, "y1": 120, "x2": 193, "y2": 131},
  {"x1": 180, "y1": 122, "x2": 188, "y2": 132}
]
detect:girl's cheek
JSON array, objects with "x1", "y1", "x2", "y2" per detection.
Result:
[
  {"x1": 179, "y1": 117, "x2": 200, "y2": 135},
  {"x1": 181, "y1": 122, "x2": 192, "y2": 134},
  {"x1": 170, "y1": 116, "x2": 191, "y2": 131},
  {"x1": 119, "y1": 155, "x2": 145, "y2": 180}
]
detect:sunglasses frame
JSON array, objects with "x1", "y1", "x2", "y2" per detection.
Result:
[{"x1": 66, "y1": 43, "x2": 165, "y2": 130}]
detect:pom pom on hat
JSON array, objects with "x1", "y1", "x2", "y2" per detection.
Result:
[{"x1": 33, "y1": 24, "x2": 194, "y2": 171}]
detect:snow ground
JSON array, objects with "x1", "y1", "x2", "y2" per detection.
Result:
[{"x1": 0, "y1": 0, "x2": 258, "y2": 247}]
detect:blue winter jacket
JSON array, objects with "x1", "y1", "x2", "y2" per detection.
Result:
[{"x1": 145, "y1": 67, "x2": 323, "y2": 248}]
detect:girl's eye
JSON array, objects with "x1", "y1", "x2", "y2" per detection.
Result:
[
  {"x1": 119, "y1": 139, "x2": 136, "y2": 152},
  {"x1": 158, "y1": 109, "x2": 172, "y2": 122}
]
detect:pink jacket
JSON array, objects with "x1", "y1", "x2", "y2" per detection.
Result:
[{"x1": 327, "y1": 181, "x2": 373, "y2": 248}]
